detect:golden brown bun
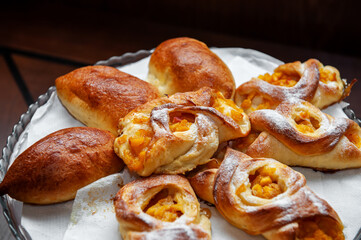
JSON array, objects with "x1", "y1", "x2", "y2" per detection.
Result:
[
  {"x1": 235, "y1": 59, "x2": 347, "y2": 114},
  {"x1": 56, "y1": 66, "x2": 160, "y2": 135},
  {"x1": 213, "y1": 148, "x2": 344, "y2": 239},
  {"x1": 0, "y1": 127, "x2": 124, "y2": 204},
  {"x1": 114, "y1": 87, "x2": 250, "y2": 176},
  {"x1": 187, "y1": 159, "x2": 221, "y2": 204},
  {"x1": 240, "y1": 100, "x2": 361, "y2": 170},
  {"x1": 147, "y1": 37, "x2": 235, "y2": 99},
  {"x1": 114, "y1": 174, "x2": 211, "y2": 240}
]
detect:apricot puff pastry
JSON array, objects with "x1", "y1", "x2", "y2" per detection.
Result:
[
  {"x1": 234, "y1": 100, "x2": 361, "y2": 170},
  {"x1": 147, "y1": 37, "x2": 236, "y2": 99},
  {"x1": 0, "y1": 127, "x2": 124, "y2": 204},
  {"x1": 56, "y1": 66, "x2": 160, "y2": 135},
  {"x1": 114, "y1": 174, "x2": 211, "y2": 240},
  {"x1": 235, "y1": 59, "x2": 352, "y2": 114},
  {"x1": 114, "y1": 87, "x2": 250, "y2": 176},
  {"x1": 191, "y1": 149, "x2": 344, "y2": 239}
]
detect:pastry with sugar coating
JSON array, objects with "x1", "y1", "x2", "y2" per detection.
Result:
[
  {"x1": 235, "y1": 59, "x2": 351, "y2": 114},
  {"x1": 190, "y1": 148, "x2": 344, "y2": 239},
  {"x1": 56, "y1": 65, "x2": 160, "y2": 135},
  {"x1": 114, "y1": 174, "x2": 211, "y2": 240},
  {"x1": 0, "y1": 127, "x2": 124, "y2": 204},
  {"x1": 114, "y1": 87, "x2": 250, "y2": 176},
  {"x1": 234, "y1": 100, "x2": 361, "y2": 170},
  {"x1": 147, "y1": 37, "x2": 236, "y2": 99}
]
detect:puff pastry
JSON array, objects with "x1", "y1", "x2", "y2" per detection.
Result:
[
  {"x1": 147, "y1": 37, "x2": 236, "y2": 99},
  {"x1": 234, "y1": 59, "x2": 350, "y2": 114},
  {"x1": 114, "y1": 174, "x2": 211, "y2": 240},
  {"x1": 114, "y1": 87, "x2": 250, "y2": 176},
  {"x1": 56, "y1": 66, "x2": 160, "y2": 135},
  {"x1": 234, "y1": 100, "x2": 361, "y2": 170},
  {"x1": 213, "y1": 148, "x2": 344, "y2": 239},
  {"x1": 0, "y1": 127, "x2": 124, "y2": 204}
]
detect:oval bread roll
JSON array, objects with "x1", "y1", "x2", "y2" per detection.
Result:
[
  {"x1": 147, "y1": 37, "x2": 236, "y2": 99},
  {"x1": 0, "y1": 127, "x2": 124, "y2": 204},
  {"x1": 56, "y1": 66, "x2": 160, "y2": 135}
]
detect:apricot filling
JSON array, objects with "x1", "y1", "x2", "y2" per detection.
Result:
[
  {"x1": 345, "y1": 131, "x2": 361, "y2": 148},
  {"x1": 297, "y1": 218, "x2": 344, "y2": 240},
  {"x1": 240, "y1": 92, "x2": 272, "y2": 111},
  {"x1": 144, "y1": 189, "x2": 184, "y2": 222},
  {"x1": 169, "y1": 112, "x2": 195, "y2": 132},
  {"x1": 248, "y1": 167, "x2": 282, "y2": 199},
  {"x1": 319, "y1": 67, "x2": 337, "y2": 84},
  {"x1": 129, "y1": 129, "x2": 152, "y2": 156},
  {"x1": 258, "y1": 71, "x2": 299, "y2": 87},
  {"x1": 212, "y1": 96, "x2": 245, "y2": 122},
  {"x1": 294, "y1": 110, "x2": 320, "y2": 134}
]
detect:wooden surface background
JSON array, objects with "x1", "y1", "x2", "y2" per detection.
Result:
[{"x1": 1, "y1": 1, "x2": 361, "y2": 239}]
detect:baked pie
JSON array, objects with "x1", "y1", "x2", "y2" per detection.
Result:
[
  {"x1": 235, "y1": 59, "x2": 351, "y2": 114},
  {"x1": 190, "y1": 148, "x2": 344, "y2": 239},
  {"x1": 147, "y1": 37, "x2": 236, "y2": 99},
  {"x1": 0, "y1": 127, "x2": 124, "y2": 204},
  {"x1": 56, "y1": 66, "x2": 160, "y2": 135},
  {"x1": 233, "y1": 100, "x2": 361, "y2": 170},
  {"x1": 114, "y1": 174, "x2": 211, "y2": 240},
  {"x1": 114, "y1": 87, "x2": 250, "y2": 176}
]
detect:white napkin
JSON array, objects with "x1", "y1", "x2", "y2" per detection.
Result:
[{"x1": 7, "y1": 48, "x2": 359, "y2": 240}]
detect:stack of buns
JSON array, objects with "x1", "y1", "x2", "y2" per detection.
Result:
[{"x1": 1, "y1": 37, "x2": 359, "y2": 240}]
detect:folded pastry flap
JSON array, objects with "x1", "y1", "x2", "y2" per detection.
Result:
[
  {"x1": 249, "y1": 106, "x2": 354, "y2": 156},
  {"x1": 235, "y1": 59, "x2": 320, "y2": 106},
  {"x1": 213, "y1": 149, "x2": 343, "y2": 235}
]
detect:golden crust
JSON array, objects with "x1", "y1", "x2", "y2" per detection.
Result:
[
  {"x1": 234, "y1": 59, "x2": 346, "y2": 114},
  {"x1": 213, "y1": 148, "x2": 344, "y2": 239},
  {"x1": 0, "y1": 127, "x2": 124, "y2": 204},
  {"x1": 56, "y1": 66, "x2": 160, "y2": 135},
  {"x1": 114, "y1": 174, "x2": 211, "y2": 240},
  {"x1": 242, "y1": 100, "x2": 361, "y2": 170},
  {"x1": 147, "y1": 37, "x2": 235, "y2": 99},
  {"x1": 114, "y1": 87, "x2": 250, "y2": 176}
]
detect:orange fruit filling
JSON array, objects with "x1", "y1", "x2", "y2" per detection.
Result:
[
  {"x1": 248, "y1": 167, "x2": 282, "y2": 199},
  {"x1": 240, "y1": 92, "x2": 272, "y2": 111},
  {"x1": 298, "y1": 219, "x2": 344, "y2": 240},
  {"x1": 345, "y1": 131, "x2": 361, "y2": 149},
  {"x1": 319, "y1": 67, "x2": 337, "y2": 84},
  {"x1": 129, "y1": 129, "x2": 152, "y2": 156},
  {"x1": 144, "y1": 189, "x2": 184, "y2": 222},
  {"x1": 294, "y1": 110, "x2": 320, "y2": 134},
  {"x1": 258, "y1": 71, "x2": 299, "y2": 87},
  {"x1": 169, "y1": 112, "x2": 195, "y2": 132}
]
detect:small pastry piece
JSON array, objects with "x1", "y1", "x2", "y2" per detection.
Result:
[
  {"x1": 56, "y1": 66, "x2": 160, "y2": 135},
  {"x1": 114, "y1": 87, "x2": 250, "y2": 176},
  {"x1": 147, "y1": 37, "x2": 236, "y2": 99},
  {"x1": 213, "y1": 148, "x2": 344, "y2": 239},
  {"x1": 187, "y1": 159, "x2": 221, "y2": 204},
  {"x1": 235, "y1": 59, "x2": 350, "y2": 114},
  {"x1": 235, "y1": 100, "x2": 361, "y2": 170},
  {"x1": 114, "y1": 174, "x2": 211, "y2": 240},
  {"x1": 0, "y1": 127, "x2": 124, "y2": 204}
]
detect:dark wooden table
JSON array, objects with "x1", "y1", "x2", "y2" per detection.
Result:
[{"x1": 1, "y1": 4, "x2": 361, "y2": 240}]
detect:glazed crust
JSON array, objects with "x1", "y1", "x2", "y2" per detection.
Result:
[
  {"x1": 56, "y1": 66, "x2": 160, "y2": 135},
  {"x1": 234, "y1": 59, "x2": 346, "y2": 113},
  {"x1": 244, "y1": 100, "x2": 361, "y2": 170},
  {"x1": 147, "y1": 37, "x2": 235, "y2": 99},
  {"x1": 114, "y1": 175, "x2": 211, "y2": 240},
  {"x1": 213, "y1": 149, "x2": 344, "y2": 239},
  {"x1": 0, "y1": 127, "x2": 124, "y2": 204},
  {"x1": 114, "y1": 87, "x2": 250, "y2": 176}
]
